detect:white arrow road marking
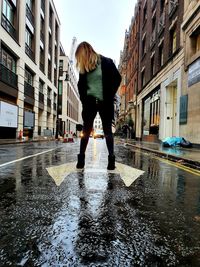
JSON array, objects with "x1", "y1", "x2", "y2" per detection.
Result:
[
  {"x1": 115, "y1": 162, "x2": 144, "y2": 187},
  {"x1": 46, "y1": 162, "x2": 144, "y2": 187}
]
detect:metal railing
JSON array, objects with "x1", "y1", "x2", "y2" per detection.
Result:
[
  {"x1": 25, "y1": 43, "x2": 35, "y2": 61},
  {"x1": 1, "y1": 14, "x2": 17, "y2": 40},
  {"x1": 0, "y1": 63, "x2": 18, "y2": 88},
  {"x1": 24, "y1": 81, "x2": 34, "y2": 98}
]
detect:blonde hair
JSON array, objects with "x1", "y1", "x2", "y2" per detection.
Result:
[{"x1": 75, "y1": 42, "x2": 99, "y2": 74}]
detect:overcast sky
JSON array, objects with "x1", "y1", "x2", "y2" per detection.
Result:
[{"x1": 53, "y1": 0, "x2": 137, "y2": 64}]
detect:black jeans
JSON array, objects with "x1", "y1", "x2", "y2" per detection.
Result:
[{"x1": 80, "y1": 97, "x2": 114, "y2": 155}]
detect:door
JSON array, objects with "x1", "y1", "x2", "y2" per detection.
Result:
[{"x1": 165, "y1": 85, "x2": 177, "y2": 137}]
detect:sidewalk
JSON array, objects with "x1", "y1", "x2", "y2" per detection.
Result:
[
  {"x1": 0, "y1": 137, "x2": 55, "y2": 145},
  {"x1": 118, "y1": 139, "x2": 200, "y2": 170}
]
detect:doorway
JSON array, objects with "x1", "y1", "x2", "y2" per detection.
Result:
[{"x1": 165, "y1": 82, "x2": 177, "y2": 137}]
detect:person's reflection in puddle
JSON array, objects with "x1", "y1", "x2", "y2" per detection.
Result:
[{"x1": 75, "y1": 171, "x2": 115, "y2": 265}]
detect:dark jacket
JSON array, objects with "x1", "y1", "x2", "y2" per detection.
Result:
[{"x1": 77, "y1": 55, "x2": 122, "y2": 105}]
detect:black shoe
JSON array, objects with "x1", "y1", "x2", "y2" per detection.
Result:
[
  {"x1": 107, "y1": 155, "x2": 115, "y2": 170},
  {"x1": 76, "y1": 154, "x2": 85, "y2": 169}
]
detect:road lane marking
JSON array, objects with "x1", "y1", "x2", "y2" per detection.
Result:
[
  {"x1": 153, "y1": 156, "x2": 200, "y2": 176},
  {"x1": 46, "y1": 162, "x2": 145, "y2": 187},
  {"x1": 0, "y1": 148, "x2": 56, "y2": 168}
]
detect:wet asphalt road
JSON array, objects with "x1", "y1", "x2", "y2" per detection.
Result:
[{"x1": 0, "y1": 139, "x2": 200, "y2": 267}]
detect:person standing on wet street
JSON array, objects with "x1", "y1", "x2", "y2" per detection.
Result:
[{"x1": 75, "y1": 41, "x2": 121, "y2": 170}]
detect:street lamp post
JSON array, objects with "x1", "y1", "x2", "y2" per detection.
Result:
[{"x1": 55, "y1": 71, "x2": 69, "y2": 139}]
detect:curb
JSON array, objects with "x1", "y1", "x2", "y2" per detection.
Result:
[
  {"x1": 0, "y1": 139, "x2": 56, "y2": 146},
  {"x1": 120, "y1": 141, "x2": 200, "y2": 171}
]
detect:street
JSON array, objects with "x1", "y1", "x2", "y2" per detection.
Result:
[{"x1": 0, "y1": 139, "x2": 200, "y2": 266}]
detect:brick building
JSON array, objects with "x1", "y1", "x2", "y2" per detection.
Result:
[
  {"x1": 137, "y1": 0, "x2": 184, "y2": 141},
  {"x1": 118, "y1": 2, "x2": 140, "y2": 133}
]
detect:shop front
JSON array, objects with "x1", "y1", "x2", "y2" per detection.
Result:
[
  {"x1": 23, "y1": 110, "x2": 35, "y2": 138},
  {"x1": 0, "y1": 101, "x2": 18, "y2": 139},
  {"x1": 142, "y1": 88, "x2": 160, "y2": 141}
]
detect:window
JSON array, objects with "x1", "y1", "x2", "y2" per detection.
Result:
[
  {"x1": 58, "y1": 81, "x2": 62, "y2": 95},
  {"x1": 26, "y1": 0, "x2": 33, "y2": 10},
  {"x1": 39, "y1": 80, "x2": 44, "y2": 93},
  {"x1": 160, "y1": 0, "x2": 165, "y2": 14},
  {"x1": 47, "y1": 87, "x2": 51, "y2": 99},
  {"x1": 141, "y1": 69, "x2": 145, "y2": 87},
  {"x1": 142, "y1": 36, "x2": 146, "y2": 56},
  {"x1": 150, "y1": 91, "x2": 160, "y2": 129},
  {"x1": 2, "y1": 0, "x2": 14, "y2": 25},
  {"x1": 59, "y1": 60, "x2": 63, "y2": 76},
  {"x1": 143, "y1": 3, "x2": 147, "y2": 25},
  {"x1": 170, "y1": 28, "x2": 177, "y2": 55},
  {"x1": 159, "y1": 44, "x2": 164, "y2": 67},
  {"x1": 1, "y1": 48, "x2": 16, "y2": 72},
  {"x1": 25, "y1": 69, "x2": 33, "y2": 85},
  {"x1": 190, "y1": 26, "x2": 200, "y2": 56},
  {"x1": 151, "y1": 55, "x2": 155, "y2": 77},
  {"x1": 25, "y1": 28, "x2": 33, "y2": 48}
]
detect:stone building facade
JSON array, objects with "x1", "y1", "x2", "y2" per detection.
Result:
[
  {"x1": 0, "y1": 0, "x2": 60, "y2": 139},
  {"x1": 181, "y1": 0, "x2": 200, "y2": 144},
  {"x1": 137, "y1": 0, "x2": 184, "y2": 142}
]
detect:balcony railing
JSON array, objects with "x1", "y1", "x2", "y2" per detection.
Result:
[
  {"x1": 39, "y1": 92, "x2": 44, "y2": 103},
  {"x1": 47, "y1": 98, "x2": 51, "y2": 107},
  {"x1": 1, "y1": 14, "x2": 17, "y2": 40},
  {"x1": 0, "y1": 63, "x2": 18, "y2": 88},
  {"x1": 26, "y1": 4, "x2": 34, "y2": 26},
  {"x1": 158, "y1": 12, "x2": 165, "y2": 35},
  {"x1": 24, "y1": 81, "x2": 34, "y2": 98},
  {"x1": 25, "y1": 43, "x2": 35, "y2": 61}
]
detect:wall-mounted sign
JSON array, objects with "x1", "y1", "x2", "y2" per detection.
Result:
[
  {"x1": 24, "y1": 111, "x2": 35, "y2": 129},
  {"x1": 179, "y1": 95, "x2": 188, "y2": 125},
  {"x1": 0, "y1": 101, "x2": 18, "y2": 128},
  {"x1": 188, "y1": 57, "x2": 200, "y2": 87}
]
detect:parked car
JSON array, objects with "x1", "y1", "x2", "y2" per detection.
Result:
[{"x1": 93, "y1": 129, "x2": 104, "y2": 139}]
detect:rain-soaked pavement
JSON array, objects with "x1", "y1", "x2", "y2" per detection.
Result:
[{"x1": 0, "y1": 139, "x2": 200, "y2": 266}]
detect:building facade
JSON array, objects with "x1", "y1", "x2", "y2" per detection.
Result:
[
  {"x1": 0, "y1": 0, "x2": 60, "y2": 139},
  {"x1": 58, "y1": 47, "x2": 81, "y2": 136},
  {"x1": 137, "y1": 0, "x2": 184, "y2": 142},
  {"x1": 181, "y1": 0, "x2": 200, "y2": 144}
]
